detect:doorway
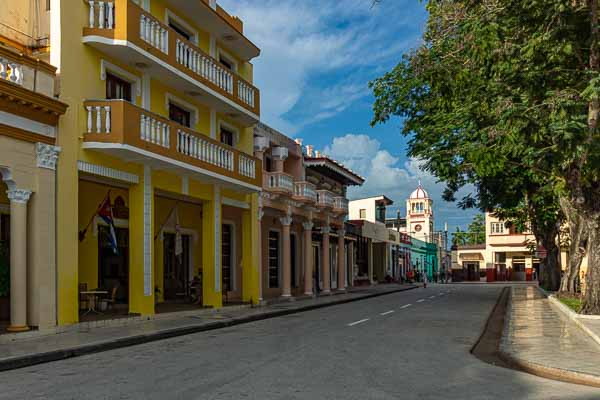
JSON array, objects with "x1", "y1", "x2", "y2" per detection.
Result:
[
  {"x1": 313, "y1": 244, "x2": 320, "y2": 293},
  {"x1": 222, "y1": 224, "x2": 233, "y2": 293},
  {"x1": 163, "y1": 233, "x2": 191, "y2": 301},
  {"x1": 98, "y1": 226, "x2": 129, "y2": 303}
]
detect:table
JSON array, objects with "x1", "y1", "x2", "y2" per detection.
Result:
[{"x1": 80, "y1": 291, "x2": 109, "y2": 315}]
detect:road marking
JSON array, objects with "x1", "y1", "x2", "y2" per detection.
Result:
[
  {"x1": 348, "y1": 318, "x2": 370, "y2": 327},
  {"x1": 417, "y1": 299, "x2": 425, "y2": 303},
  {"x1": 429, "y1": 295, "x2": 436, "y2": 299},
  {"x1": 401, "y1": 304, "x2": 412, "y2": 309},
  {"x1": 380, "y1": 310, "x2": 395, "y2": 316}
]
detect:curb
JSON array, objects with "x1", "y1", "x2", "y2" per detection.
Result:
[
  {"x1": 547, "y1": 295, "x2": 600, "y2": 347},
  {"x1": 0, "y1": 285, "x2": 417, "y2": 372},
  {"x1": 498, "y1": 287, "x2": 600, "y2": 388}
]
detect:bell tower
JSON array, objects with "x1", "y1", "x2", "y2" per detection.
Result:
[{"x1": 406, "y1": 182, "x2": 434, "y2": 243}]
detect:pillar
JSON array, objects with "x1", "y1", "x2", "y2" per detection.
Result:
[
  {"x1": 242, "y1": 193, "x2": 261, "y2": 304},
  {"x1": 280, "y1": 215, "x2": 292, "y2": 297},
  {"x1": 129, "y1": 165, "x2": 154, "y2": 316},
  {"x1": 322, "y1": 227, "x2": 331, "y2": 293},
  {"x1": 337, "y1": 229, "x2": 346, "y2": 291},
  {"x1": 303, "y1": 221, "x2": 313, "y2": 296},
  {"x1": 368, "y1": 239, "x2": 374, "y2": 284},
  {"x1": 7, "y1": 189, "x2": 32, "y2": 332},
  {"x1": 202, "y1": 185, "x2": 222, "y2": 308},
  {"x1": 348, "y1": 240, "x2": 355, "y2": 288}
]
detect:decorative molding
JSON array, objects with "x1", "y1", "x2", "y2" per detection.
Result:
[
  {"x1": 0, "y1": 110, "x2": 56, "y2": 138},
  {"x1": 302, "y1": 221, "x2": 314, "y2": 231},
  {"x1": 222, "y1": 196, "x2": 249, "y2": 209},
  {"x1": 280, "y1": 215, "x2": 293, "y2": 226},
  {"x1": 36, "y1": 143, "x2": 61, "y2": 170},
  {"x1": 101, "y1": 59, "x2": 142, "y2": 97},
  {"x1": 78, "y1": 160, "x2": 140, "y2": 184},
  {"x1": 0, "y1": 122, "x2": 55, "y2": 145},
  {"x1": 7, "y1": 189, "x2": 32, "y2": 204},
  {"x1": 321, "y1": 227, "x2": 331, "y2": 235}
]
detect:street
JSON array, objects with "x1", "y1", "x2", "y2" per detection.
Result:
[{"x1": 0, "y1": 285, "x2": 598, "y2": 400}]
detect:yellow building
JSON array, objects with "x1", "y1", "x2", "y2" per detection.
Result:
[{"x1": 3, "y1": 0, "x2": 263, "y2": 330}]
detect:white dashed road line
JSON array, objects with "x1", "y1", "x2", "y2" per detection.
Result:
[
  {"x1": 380, "y1": 310, "x2": 395, "y2": 316},
  {"x1": 400, "y1": 304, "x2": 412, "y2": 309},
  {"x1": 347, "y1": 318, "x2": 370, "y2": 327},
  {"x1": 417, "y1": 299, "x2": 425, "y2": 303},
  {"x1": 429, "y1": 296, "x2": 436, "y2": 299}
]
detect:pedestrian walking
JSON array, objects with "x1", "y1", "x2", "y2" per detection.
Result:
[{"x1": 423, "y1": 273, "x2": 428, "y2": 289}]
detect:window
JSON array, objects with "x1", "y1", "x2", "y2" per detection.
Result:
[
  {"x1": 491, "y1": 222, "x2": 505, "y2": 235},
  {"x1": 169, "y1": 103, "x2": 191, "y2": 128},
  {"x1": 222, "y1": 224, "x2": 233, "y2": 292},
  {"x1": 220, "y1": 126, "x2": 235, "y2": 147},
  {"x1": 106, "y1": 73, "x2": 132, "y2": 101},
  {"x1": 359, "y1": 209, "x2": 366, "y2": 219},
  {"x1": 375, "y1": 205, "x2": 386, "y2": 223},
  {"x1": 219, "y1": 56, "x2": 233, "y2": 70},
  {"x1": 169, "y1": 20, "x2": 191, "y2": 40},
  {"x1": 268, "y1": 231, "x2": 280, "y2": 288},
  {"x1": 494, "y1": 252, "x2": 506, "y2": 264},
  {"x1": 265, "y1": 156, "x2": 273, "y2": 172}
]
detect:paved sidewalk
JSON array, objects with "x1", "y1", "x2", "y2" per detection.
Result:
[
  {"x1": 0, "y1": 284, "x2": 416, "y2": 372},
  {"x1": 500, "y1": 285, "x2": 600, "y2": 387}
]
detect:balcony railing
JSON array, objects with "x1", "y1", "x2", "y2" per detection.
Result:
[
  {"x1": 293, "y1": 181, "x2": 317, "y2": 203},
  {"x1": 84, "y1": 0, "x2": 260, "y2": 117},
  {"x1": 316, "y1": 190, "x2": 335, "y2": 208},
  {"x1": 264, "y1": 172, "x2": 294, "y2": 193},
  {"x1": 83, "y1": 99, "x2": 260, "y2": 186},
  {"x1": 333, "y1": 196, "x2": 349, "y2": 213},
  {"x1": 0, "y1": 46, "x2": 57, "y2": 98}
]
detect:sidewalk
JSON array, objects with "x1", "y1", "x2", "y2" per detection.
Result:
[
  {"x1": 0, "y1": 284, "x2": 416, "y2": 372},
  {"x1": 499, "y1": 285, "x2": 600, "y2": 387}
]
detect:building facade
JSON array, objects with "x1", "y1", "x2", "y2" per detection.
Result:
[{"x1": 255, "y1": 123, "x2": 364, "y2": 299}]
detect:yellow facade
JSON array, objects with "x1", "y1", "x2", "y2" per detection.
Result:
[{"x1": 54, "y1": 0, "x2": 262, "y2": 325}]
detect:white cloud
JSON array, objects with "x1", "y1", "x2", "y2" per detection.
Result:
[
  {"x1": 323, "y1": 134, "x2": 478, "y2": 230},
  {"x1": 218, "y1": 0, "x2": 424, "y2": 133}
]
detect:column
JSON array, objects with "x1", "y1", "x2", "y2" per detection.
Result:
[
  {"x1": 348, "y1": 240, "x2": 355, "y2": 288},
  {"x1": 337, "y1": 229, "x2": 346, "y2": 291},
  {"x1": 368, "y1": 239, "x2": 374, "y2": 284},
  {"x1": 202, "y1": 185, "x2": 222, "y2": 308},
  {"x1": 280, "y1": 215, "x2": 293, "y2": 297},
  {"x1": 303, "y1": 221, "x2": 314, "y2": 296},
  {"x1": 7, "y1": 189, "x2": 32, "y2": 332},
  {"x1": 322, "y1": 227, "x2": 331, "y2": 293},
  {"x1": 242, "y1": 193, "x2": 261, "y2": 304}
]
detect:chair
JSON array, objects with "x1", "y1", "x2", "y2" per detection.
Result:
[
  {"x1": 105, "y1": 285, "x2": 118, "y2": 311},
  {"x1": 79, "y1": 283, "x2": 88, "y2": 311}
]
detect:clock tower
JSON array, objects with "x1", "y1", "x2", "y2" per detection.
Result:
[{"x1": 406, "y1": 182, "x2": 434, "y2": 243}]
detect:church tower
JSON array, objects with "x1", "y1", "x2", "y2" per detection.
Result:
[{"x1": 406, "y1": 182, "x2": 434, "y2": 243}]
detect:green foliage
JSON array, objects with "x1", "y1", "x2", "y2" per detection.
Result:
[
  {"x1": 0, "y1": 242, "x2": 9, "y2": 297},
  {"x1": 453, "y1": 214, "x2": 486, "y2": 246},
  {"x1": 559, "y1": 295, "x2": 582, "y2": 313}
]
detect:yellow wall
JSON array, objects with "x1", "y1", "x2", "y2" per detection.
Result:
[{"x1": 150, "y1": 0, "x2": 211, "y2": 54}]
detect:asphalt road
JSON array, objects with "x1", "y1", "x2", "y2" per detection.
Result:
[{"x1": 1, "y1": 284, "x2": 598, "y2": 400}]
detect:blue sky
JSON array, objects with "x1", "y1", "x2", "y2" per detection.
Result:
[{"x1": 220, "y1": 0, "x2": 478, "y2": 232}]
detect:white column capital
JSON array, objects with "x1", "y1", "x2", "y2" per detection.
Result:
[
  {"x1": 302, "y1": 221, "x2": 314, "y2": 231},
  {"x1": 258, "y1": 207, "x2": 264, "y2": 221},
  {"x1": 321, "y1": 226, "x2": 331, "y2": 235},
  {"x1": 280, "y1": 215, "x2": 293, "y2": 226},
  {"x1": 36, "y1": 143, "x2": 61, "y2": 170},
  {"x1": 7, "y1": 189, "x2": 32, "y2": 204},
  {"x1": 337, "y1": 229, "x2": 346, "y2": 238}
]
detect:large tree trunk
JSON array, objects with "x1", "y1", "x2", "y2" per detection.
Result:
[
  {"x1": 559, "y1": 197, "x2": 587, "y2": 293},
  {"x1": 581, "y1": 215, "x2": 600, "y2": 314},
  {"x1": 539, "y1": 229, "x2": 561, "y2": 291}
]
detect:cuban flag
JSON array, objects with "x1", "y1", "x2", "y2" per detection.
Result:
[{"x1": 98, "y1": 194, "x2": 119, "y2": 255}]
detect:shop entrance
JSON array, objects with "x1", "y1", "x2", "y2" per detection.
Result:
[
  {"x1": 98, "y1": 226, "x2": 129, "y2": 304},
  {"x1": 163, "y1": 233, "x2": 191, "y2": 301}
]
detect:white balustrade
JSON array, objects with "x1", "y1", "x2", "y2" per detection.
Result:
[
  {"x1": 237, "y1": 80, "x2": 256, "y2": 108},
  {"x1": 294, "y1": 182, "x2": 317, "y2": 202},
  {"x1": 175, "y1": 39, "x2": 234, "y2": 94},
  {"x1": 334, "y1": 196, "x2": 349, "y2": 211},
  {"x1": 239, "y1": 155, "x2": 256, "y2": 179},
  {"x1": 267, "y1": 173, "x2": 293, "y2": 192},
  {"x1": 0, "y1": 58, "x2": 23, "y2": 86},
  {"x1": 140, "y1": 14, "x2": 169, "y2": 54},
  {"x1": 88, "y1": 1, "x2": 115, "y2": 29},
  {"x1": 177, "y1": 130, "x2": 234, "y2": 171},
  {"x1": 317, "y1": 190, "x2": 334, "y2": 207},
  {"x1": 139, "y1": 113, "x2": 170, "y2": 148},
  {"x1": 86, "y1": 105, "x2": 112, "y2": 134}
]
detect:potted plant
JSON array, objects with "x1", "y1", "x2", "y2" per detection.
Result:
[{"x1": 0, "y1": 242, "x2": 9, "y2": 320}]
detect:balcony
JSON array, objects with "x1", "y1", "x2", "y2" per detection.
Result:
[
  {"x1": 333, "y1": 196, "x2": 348, "y2": 214},
  {"x1": 316, "y1": 190, "x2": 334, "y2": 209},
  {"x1": 264, "y1": 172, "x2": 294, "y2": 194},
  {"x1": 293, "y1": 181, "x2": 317, "y2": 204},
  {"x1": 83, "y1": 0, "x2": 260, "y2": 126},
  {"x1": 82, "y1": 99, "x2": 261, "y2": 190}
]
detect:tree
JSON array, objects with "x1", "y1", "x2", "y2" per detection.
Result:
[{"x1": 371, "y1": 0, "x2": 600, "y2": 304}]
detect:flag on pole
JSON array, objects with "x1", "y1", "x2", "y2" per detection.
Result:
[{"x1": 98, "y1": 193, "x2": 119, "y2": 255}]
